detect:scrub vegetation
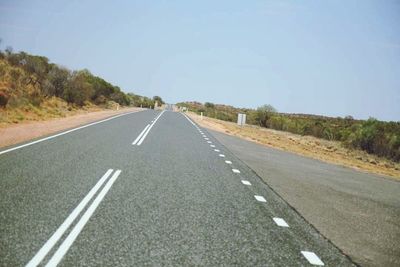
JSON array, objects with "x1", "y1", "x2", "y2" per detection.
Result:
[
  {"x1": 0, "y1": 46, "x2": 164, "y2": 125},
  {"x1": 177, "y1": 101, "x2": 400, "y2": 163}
]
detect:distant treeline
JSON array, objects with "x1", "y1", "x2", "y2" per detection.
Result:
[
  {"x1": 178, "y1": 101, "x2": 400, "y2": 162},
  {"x1": 0, "y1": 47, "x2": 164, "y2": 109}
]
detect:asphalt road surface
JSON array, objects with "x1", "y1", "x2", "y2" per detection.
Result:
[
  {"x1": 209, "y1": 130, "x2": 400, "y2": 267},
  {"x1": 1, "y1": 110, "x2": 355, "y2": 266}
]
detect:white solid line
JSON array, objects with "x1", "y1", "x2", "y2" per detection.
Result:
[
  {"x1": 225, "y1": 160, "x2": 232, "y2": 164},
  {"x1": 25, "y1": 169, "x2": 114, "y2": 267},
  {"x1": 210, "y1": 145, "x2": 215, "y2": 148},
  {"x1": 214, "y1": 149, "x2": 220, "y2": 152},
  {"x1": 137, "y1": 111, "x2": 165, "y2": 145},
  {"x1": 132, "y1": 124, "x2": 150, "y2": 145},
  {"x1": 0, "y1": 111, "x2": 141, "y2": 156},
  {"x1": 241, "y1": 180, "x2": 251, "y2": 185},
  {"x1": 45, "y1": 170, "x2": 122, "y2": 267},
  {"x1": 254, "y1": 195, "x2": 266, "y2": 202},
  {"x1": 232, "y1": 169, "x2": 240, "y2": 173},
  {"x1": 273, "y1": 217, "x2": 289, "y2": 227},
  {"x1": 219, "y1": 154, "x2": 225, "y2": 157},
  {"x1": 301, "y1": 251, "x2": 324, "y2": 266},
  {"x1": 182, "y1": 113, "x2": 196, "y2": 126}
]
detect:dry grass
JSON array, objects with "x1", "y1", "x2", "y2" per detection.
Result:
[
  {"x1": 188, "y1": 112, "x2": 400, "y2": 180},
  {"x1": 0, "y1": 97, "x2": 110, "y2": 127}
]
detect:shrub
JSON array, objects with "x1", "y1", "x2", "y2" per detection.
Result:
[{"x1": 0, "y1": 91, "x2": 9, "y2": 107}]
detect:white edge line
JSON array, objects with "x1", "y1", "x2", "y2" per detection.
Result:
[
  {"x1": 132, "y1": 124, "x2": 150, "y2": 145},
  {"x1": 1, "y1": 111, "x2": 141, "y2": 156},
  {"x1": 182, "y1": 113, "x2": 196, "y2": 126},
  {"x1": 45, "y1": 170, "x2": 122, "y2": 267},
  {"x1": 25, "y1": 169, "x2": 114, "y2": 267}
]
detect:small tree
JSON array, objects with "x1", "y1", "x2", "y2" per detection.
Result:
[
  {"x1": 153, "y1": 95, "x2": 164, "y2": 105},
  {"x1": 205, "y1": 102, "x2": 215, "y2": 109},
  {"x1": 256, "y1": 104, "x2": 277, "y2": 127}
]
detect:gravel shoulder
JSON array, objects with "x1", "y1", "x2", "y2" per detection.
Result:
[
  {"x1": 0, "y1": 107, "x2": 143, "y2": 148},
  {"x1": 187, "y1": 113, "x2": 400, "y2": 180}
]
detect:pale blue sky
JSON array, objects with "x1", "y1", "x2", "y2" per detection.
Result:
[{"x1": 1, "y1": 0, "x2": 399, "y2": 121}]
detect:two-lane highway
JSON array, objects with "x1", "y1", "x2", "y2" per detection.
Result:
[{"x1": 0, "y1": 110, "x2": 354, "y2": 266}]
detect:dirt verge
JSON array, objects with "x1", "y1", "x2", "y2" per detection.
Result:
[
  {"x1": 187, "y1": 112, "x2": 400, "y2": 180},
  {"x1": 0, "y1": 107, "x2": 143, "y2": 148}
]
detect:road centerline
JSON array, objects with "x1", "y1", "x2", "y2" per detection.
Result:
[
  {"x1": 136, "y1": 110, "x2": 165, "y2": 146},
  {"x1": 132, "y1": 124, "x2": 150, "y2": 145},
  {"x1": 25, "y1": 169, "x2": 114, "y2": 267},
  {"x1": 45, "y1": 170, "x2": 122, "y2": 267}
]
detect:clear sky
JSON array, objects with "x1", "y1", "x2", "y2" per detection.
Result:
[{"x1": 1, "y1": 0, "x2": 399, "y2": 121}]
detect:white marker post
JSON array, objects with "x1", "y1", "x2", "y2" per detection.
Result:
[
  {"x1": 237, "y1": 113, "x2": 246, "y2": 126},
  {"x1": 201, "y1": 112, "x2": 203, "y2": 120}
]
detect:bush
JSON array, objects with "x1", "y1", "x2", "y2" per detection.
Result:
[
  {"x1": 0, "y1": 92, "x2": 9, "y2": 107},
  {"x1": 178, "y1": 101, "x2": 400, "y2": 162}
]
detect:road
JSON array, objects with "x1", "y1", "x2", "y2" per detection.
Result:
[
  {"x1": 208, "y1": 130, "x2": 400, "y2": 267},
  {"x1": 1, "y1": 110, "x2": 354, "y2": 266}
]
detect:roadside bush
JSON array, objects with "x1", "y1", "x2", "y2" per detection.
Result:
[
  {"x1": 178, "y1": 101, "x2": 400, "y2": 162},
  {"x1": 0, "y1": 91, "x2": 9, "y2": 107}
]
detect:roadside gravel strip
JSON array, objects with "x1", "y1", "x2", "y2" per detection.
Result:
[
  {"x1": 0, "y1": 110, "x2": 141, "y2": 156},
  {"x1": 0, "y1": 107, "x2": 143, "y2": 150}
]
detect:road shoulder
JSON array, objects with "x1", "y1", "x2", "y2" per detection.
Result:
[
  {"x1": 207, "y1": 129, "x2": 400, "y2": 267},
  {"x1": 0, "y1": 107, "x2": 143, "y2": 149}
]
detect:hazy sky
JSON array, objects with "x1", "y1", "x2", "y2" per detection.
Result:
[{"x1": 1, "y1": 0, "x2": 399, "y2": 121}]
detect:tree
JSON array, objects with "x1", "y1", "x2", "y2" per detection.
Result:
[
  {"x1": 205, "y1": 102, "x2": 215, "y2": 109},
  {"x1": 153, "y1": 95, "x2": 164, "y2": 105},
  {"x1": 43, "y1": 65, "x2": 70, "y2": 97},
  {"x1": 63, "y1": 71, "x2": 94, "y2": 105},
  {"x1": 256, "y1": 104, "x2": 277, "y2": 127}
]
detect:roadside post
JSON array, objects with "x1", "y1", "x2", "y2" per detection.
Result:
[
  {"x1": 201, "y1": 112, "x2": 203, "y2": 120},
  {"x1": 237, "y1": 113, "x2": 246, "y2": 127}
]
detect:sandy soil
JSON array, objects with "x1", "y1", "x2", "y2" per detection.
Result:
[
  {"x1": 0, "y1": 107, "x2": 143, "y2": 148},
  {"x1": 188, "y1": 112, "x2": 400, "y2": 180}
]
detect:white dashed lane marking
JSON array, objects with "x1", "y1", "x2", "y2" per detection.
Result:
[
  {"x1": 181, "y1": 112, "x2": 326, "y2": 267},
  {"x1": 301, "y1": 251, "x2": 325, "y2": 266},
  {"x1": 241, "y1": 180, "x2": 251, "y2": 185},
  {"x1": 254, "y1": 195, "x2": 267, "y2": 202},
  {"x1": 273, "y1": 218, "x2": 289, "y2": 227}
]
